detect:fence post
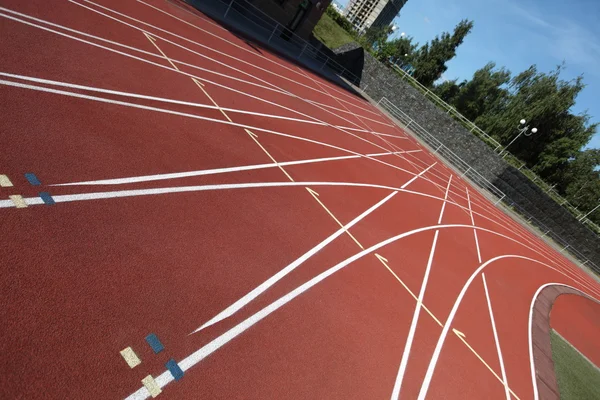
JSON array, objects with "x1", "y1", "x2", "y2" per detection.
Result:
[
  {"x1": 340, "y1": 67, "x2": 346, "y2": 77},
  {"x1": 268, "y1": 23, "x2": 279, "y2": 43},
  {"x1": 494, "y1": 194, "x2": 506, "y2": 205},
  {"x1": 298, "y1": 43, "x2": 308, "y2": 59},
  {"x1": 319, "y1": 58, "x2": 328, "y2": 70},
  {"x1": 434, "y1": 144, "x2": 442, "y2": 154},
  {"x1": 461, "y1": 166, "x2": 472, "y2": 177},
  {"x1": 224, "y1": 0, "x2": 234, "y2": 18},
  {"x1": 560, "y1": 244, "x2": 570, "y2": 253},
  {"x1": 541, "y1": 230, "x2": 550, "y2": 239}
]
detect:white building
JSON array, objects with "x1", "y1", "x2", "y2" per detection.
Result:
[{"x1": 344, "y1": 0, "x2": 408, "y2": 33}]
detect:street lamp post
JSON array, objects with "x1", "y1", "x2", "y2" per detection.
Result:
[{"x1": 498, "y1": 119, "x2": 538, "y2": 156}]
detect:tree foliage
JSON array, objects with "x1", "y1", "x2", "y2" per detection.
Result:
[
  {"x1": 359, "y1": 25, "x2": 394, "y2": 52},
  {"x1": 411, "y1": 19, "x2": 474, "y2": 87},
  {"x1": 434, "y1": 63, "x2": 599, "y2": 222},
  {"x1": 316, "y1": 9, "x2": 599, "y2": 222},
  {"x1": 325, "y1": 5, "x2": 355, "y2": 35},
  {"x1": 374, "y1": 35, "x2": 418, "y2": 66}
]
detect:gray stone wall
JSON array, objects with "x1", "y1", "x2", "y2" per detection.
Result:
[{"x1": 334, "y1": 44, "x2": 600, "y2": 271}]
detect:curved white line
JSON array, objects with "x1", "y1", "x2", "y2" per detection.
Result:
[
  {"x1": 193, "y1": 163, "x2": 436, "y2": 332},
  {"x1": 81, "y1": 0, "x2": 387, "y2": 121},
  {"x1": 135, "y1": 0, "x2": 376, "y2": 113},
  {"x1": 70, "y1": 0, "x2": 392, "y2": 130},
  {"x1": 194, "y1": 190, "x2": 398, "y2": 332},
  {"x1": 527, "y1": 283, "x2": 600, "y2": 400},
  {"x1": 0, "y1": 71, "x2": 382, "y2": 131},
  {"x1": 5, "y1": 174, "x2": 599, "y2": 297},
  {"x1": 0, "y1": 78, "x2": 454, "y2": 199},
  {"x1": 51, "y1": 151, "x2": 417, "y2": 186},
  {"x1": 417, "y1": 257, "x2": 600, "y2": 400},
  {"x1": 125, "y1": 227, "x2": 596, "y2": 400}
]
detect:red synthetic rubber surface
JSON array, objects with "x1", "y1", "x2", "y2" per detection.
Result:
[
  {"x1": 550, "y1": 294, "x2": 600, "y2": 366},
  {"x1": 1, "y1": 0, "x2": 599, "y2": 399}
]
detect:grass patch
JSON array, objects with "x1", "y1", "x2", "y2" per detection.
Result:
[
  {"x1": 551, "y1": 330, "x2": 600, "y2": 400},
  {"x1": 312, "y1": 13, "x2": 356, "y2": 49}
]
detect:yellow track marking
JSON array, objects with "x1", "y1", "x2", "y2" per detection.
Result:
[
  {"x1": 9, "y1": 195, "x2": 27, "y2": 208},
  {"x1": 140, "y1": 33, "x2": 520, "y2": 398},
  {"x1": 0, "y1": 175, "x2": 13, "y2": 187},
  {"x1": 119, "y1": 347, "x2": 141, "y2": 369}
]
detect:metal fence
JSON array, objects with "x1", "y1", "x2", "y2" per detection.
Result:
[
  {"x1": 189, "y1": 0, "x2": 599, "y2": 269},
  {"x1": 378, "y1": 97, "x2": 600, "y2": 274},
  {"x1": 389, "y1": 66, "x2": 599, "y2": 233},
  {"x1": 209, "y1": 0, "x2": 360, "y2": 84},
  {"x1": 212, "y1": 0, "x2": 598, "y2": 233}
]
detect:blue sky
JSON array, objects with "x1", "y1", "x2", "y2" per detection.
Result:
[{"x1": 338, "y1": 0, "x2": 600, "y2": 149}]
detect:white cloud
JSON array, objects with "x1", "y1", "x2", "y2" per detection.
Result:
[
  {"x1": 504, "y1": 1, "x2": 600, "y2": 72},
  {"x1": 424, "y1": 16, "x2": 431, "y2": 24}
]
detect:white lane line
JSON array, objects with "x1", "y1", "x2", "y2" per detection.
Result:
[
  {"x1": 136, "y1": 0, "x2": 385, "y2": 116},
  {"x1": 194, "y1": 190, "x2": 398, "y2": 332},
  {"x1": 0, "y1": 72, "x2": 393, "y2": 135},
  {"x1": 465, "y1": 188, "x2": 576, "y2": 273},
  {"x1": 466, "y1": 189, "x2": 588, "y2": 285},
  {"x1": 125, "y1": 233, "x2": 575, "y2": 400},
  {"x1": 372, "y1": 132, "x2": 409, "y2": 139},
  {"x1": 398, "y1": 163, "x2": 437, "y2": 189},
  {"x1": 81, "y1": 0, "x2": 385, "y2": 120},
  {"x1": 482, "y1": 273, "x2": 511, "y2": 400},
  {"x1": 52, "y1": 151, "x2": 419, "y2": 186},
  {"x1": 0, "y1": 9, "x2": 460, "y2": 203},
  {"x1": 0, "y1": 78, "x2": 445, "y2": 194},
  {"x1": 415, "y1": 254, "x2": 592, "y2": 400},
  {"x1": 294, "y1": 65, "x2": 394, "y2": 136},
  {"x1": 193, "y1": 162, "x2": 435, "y2": 331},
  {"x1": 390, "y1": 175, "x2": 452, "y2": 400},
  {"x1": 5, "y1": 176, "x2": 597, "y2": 298},
  {"x1": 0, "y1": 7, "x2": 414, "y2": 177},
  {"x1": 70, "y1": 0, "x2": 391, "y2": 128},
  {"x1": 437, "y1": 176, "x2": 453, "y2": 224},
  {"x1": 0, "y1": 7, "x2": 372, "y2": 139},
  {"x1": 0, "y1": 75, "x2": 593, "y2": 294},
  {"x1": 1, "y1": 34, "x2": 592, "y2": 286},
  {"x1": 466, "y1": 188, "x2": 482, "y2": 263},
  {"x1": 0, "y1": 178, "x2": 442, "y2": 209}
]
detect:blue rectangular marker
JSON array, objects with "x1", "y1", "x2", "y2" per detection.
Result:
[
  {"x1": 25, "y1": 173, "x2": 41, "y2": 186},
  {"x1": 145, "y1": 333, "x2": 164, "y2": 354},
  {"x1": 166, "y1": 359, "x2": 184, "y2": 381},
  {"x1": 39, "y1": 192, "x2": 55, "y2": 205}
]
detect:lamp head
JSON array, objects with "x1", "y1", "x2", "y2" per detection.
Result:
[
  {"x1": 520, "y1": 119, "x2": 526, "y2": 125},
  {"x1": 531, "y1": 128, "x2": 538, "y2": 134}
]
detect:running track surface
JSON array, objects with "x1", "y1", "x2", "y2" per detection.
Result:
[{"x1": 0, "y1": 1, "x2": 599, "y2": 399}]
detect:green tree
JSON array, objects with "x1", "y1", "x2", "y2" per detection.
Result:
[
  {"x1": 359, "y1": 25, "x2": 393, "y2": 52},
  {"x1": 454, "y1": 63, "x2": 511, "y2": 122},
  {"x1": 433, "y1": 79, "x2": 463, "y2": 104},
  {"x1": 411, "y1": 19, "x2": 474, "y2": 87},
  {"x1": 559, "y1": 149, "x2": 600, "y2": 222},
  {"x1": 477, "y1": 65, "x2": 597, "y2": 176},
  {"x1": 383, "y1": 35, "x2": 419, "y2": 66}
]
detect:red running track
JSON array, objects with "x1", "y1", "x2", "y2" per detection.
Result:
[{"x1": 0, "y1": 0, "x2": 599, "y2": 399}]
